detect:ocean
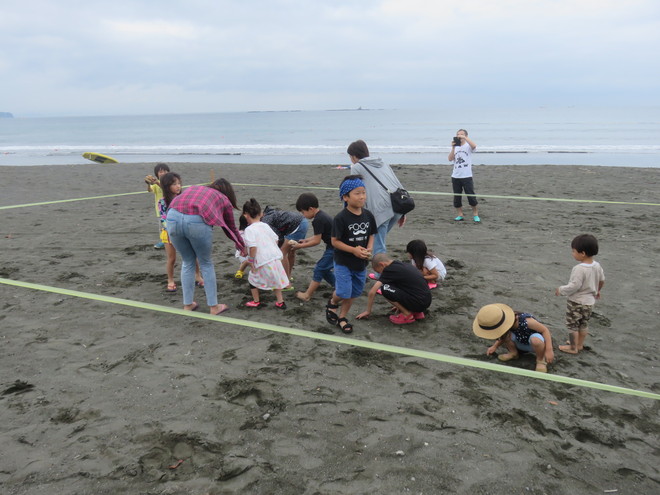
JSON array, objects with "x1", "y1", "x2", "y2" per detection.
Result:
[{"x1": 1, "y1": 107, "x2": 659, "y2": 168}]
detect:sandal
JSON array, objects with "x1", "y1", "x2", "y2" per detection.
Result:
[
  {"x1": 245, "y1": 300, "x2": 265, "y2": 308},
  {"x1": 325, "y1": 298, "x2": 339, "y2": 325},
  {"x1": 166, "y1": 283, "x2": 177, "y2": 292},
  {"x1": 337, "y1": 317, "x2": 353, "y2": 334},
  {"x1": 275, "y1": 301, "x2": 287, "y2": 310},
  {"x1": 195, "y1": 280, "x2": 205, "y2": 288},
  {"x1": 535, "y1": 360, "x2": 548, "y2": 373}
]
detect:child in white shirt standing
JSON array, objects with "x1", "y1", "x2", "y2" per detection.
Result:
[{"x1": 555, "y1": 234, "x2": 605, "y2": 354}]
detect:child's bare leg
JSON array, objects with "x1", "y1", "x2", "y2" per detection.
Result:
[
  {"x1": 559, "y1": 331, "x2": 580, "y2": 354},
  {"x1": 280, "y1": 244, "x2": 292, "y2": 278},
  {"x1": 251, "y1": 287, "x2": 260, "y2": 302},
  {"x1": 287, "y1": 249, "x2": 296, "y2": 278},
  {"x1": 530, "y1": 336, "x2": 548, "y2": 372},
  {"x1": 498, "y1": 334, "x2": 519, "y2": 361},
  {"x1": 274, "y1": 288, "x2": 284, "y2": 304},
  {"x1": 337, "y1": 297, "x2": 354, "y2": 333},
  {"x1": 165, "y1": 244, "x2": 176, "y2": 287},
  {"x1": 577, "y1": 330, "x2": 588, "y2": 350},
  {"x1": 296, "y1": 280, "x2": 320, "y2": 301},
  {"x1": 389, "y1": 300, "x2": 411, "y2": 316}
]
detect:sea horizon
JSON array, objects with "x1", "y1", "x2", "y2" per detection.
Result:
[{"x1": 1, "y1": 107, "x2": 659, "y2": 168}]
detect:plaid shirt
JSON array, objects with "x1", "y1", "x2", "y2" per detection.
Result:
[{"x1": 169, "y1": 185, "x2": 244, "y2": 251}]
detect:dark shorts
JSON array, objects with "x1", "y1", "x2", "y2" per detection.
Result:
[
  {"x1": 452, "y1": 177, "x2": 478, "y2": 208},
  {"x1": 313, "y1": 247, "x2": 335, "y2": 286},
  {"x1": 380, "y1": 283, "x2": 431, "y2": 313}
]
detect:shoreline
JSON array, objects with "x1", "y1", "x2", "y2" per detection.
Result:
[{"x1": 1, "y1": 162, "x2": 658, "y2": 493}]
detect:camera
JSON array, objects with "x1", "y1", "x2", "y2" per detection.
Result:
[{"x1": 453, "y1": 136, "x2": 462, "y2": 146}]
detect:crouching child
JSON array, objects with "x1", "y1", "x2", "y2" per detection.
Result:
[{"x1": 357, "y1": 253, "x2": 432, "y2": 325}]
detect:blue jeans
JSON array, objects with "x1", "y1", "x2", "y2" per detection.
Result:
[
  {"x1": 313, "y1": 247, "x2": 335, "y2": 286},
  {"x1": 166, "y1": 209, "x2": 218, "y2": 306},
  {"x1": 285, "y1": 218, "x2": 309, "y2": 242},
  {"x1": 373, "y1": 214, "x2": 402, "y2": 255}
]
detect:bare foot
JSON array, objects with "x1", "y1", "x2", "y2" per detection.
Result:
[
  {"x1": 295, "y1": 291, "x2": 310, "y2": 302},
  {"x1": 564, "y1": 340, "x2": 583, "y2": 351},
  {"x1": 559, "y1": 345, "x2": 579, "y2": 354}
]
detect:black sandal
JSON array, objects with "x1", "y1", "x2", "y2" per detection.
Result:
[
  {"x1": 325, "y1": 298, "x2": 339, "y2": 325},
  {"x1": 337, "y1": 317, "x2": 353, "y2": 334}
]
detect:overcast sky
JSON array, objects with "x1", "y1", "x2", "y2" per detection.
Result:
[{"x1": 2, "y1": 0, "x2": 659, "y2": 116}]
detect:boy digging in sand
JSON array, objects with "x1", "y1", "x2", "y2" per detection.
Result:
[
  {"x1": 555, "y1": 234, "x2": 605, "y2": 354},
  {"x1": 356, "y1": 253, "x2": 432, "y2": 324}
]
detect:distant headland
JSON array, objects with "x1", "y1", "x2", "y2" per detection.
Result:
[{"x1": 0, "y1": 112, "x2": 14, "y2": 118}]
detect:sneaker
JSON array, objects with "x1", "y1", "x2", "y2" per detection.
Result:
[
  {"x1": 245, "y1": 300, "x2": 265, "y2": 308},
  {"x1": 412, "y1": 312, "x2": 425, "y2": 320},
  {"x1": 275, "y1": 301, "x2": 287, "y2": 310},
  {"x1": 454, "y1": 216, "x2": 464, "y2": 222},
  {"x1": 427, "y1": 282, "x2": 438, "y2": 289},
  {"x1": 389, "y1": 313, "x2": 416, "y2": 325},
  {"x1": 473, "y1": 215, "x2": 481, "y2": 223},
  {"x1": 154, "y1": 241, "x2": 165, "y2": 249},
  {"x1": 368, "y1": 273, "x2": 378, "y2": 280},
  {"x1": 234, "y1": 270, "x2": 244, "y2": 279}
]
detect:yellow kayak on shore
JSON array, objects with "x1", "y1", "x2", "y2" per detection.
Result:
[{"x1": 82, "y1": 152, "x2": 119, "y2": 164}]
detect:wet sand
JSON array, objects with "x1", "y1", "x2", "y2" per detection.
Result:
[{"x1": 1, "y1": 162, "x2": 658, "y2": 494}]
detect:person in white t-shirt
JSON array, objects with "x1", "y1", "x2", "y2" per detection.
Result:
[{"x1": 448, "y1": 129, "x2": 480, "y2": 223}]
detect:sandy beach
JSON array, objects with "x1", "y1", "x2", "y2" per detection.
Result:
[{"x1": 1, "y1": 162, "x2": 658, "y2": 494}]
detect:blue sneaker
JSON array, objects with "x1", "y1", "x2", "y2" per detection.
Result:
[
  {"x1": 473, "y1": 216, "x2": 481, "y2": 223},
  {"x1": 154, "y1": 241, "x2": 165, "y2": 249}
]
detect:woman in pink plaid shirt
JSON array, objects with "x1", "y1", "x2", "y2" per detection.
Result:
[{"x1": 166, "y1": 178, "x2": 246, "y2": 315}]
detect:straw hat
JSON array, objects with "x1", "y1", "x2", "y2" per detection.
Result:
[{"x1": 473, "y1": 303, "x2": 515, "y2": 339}]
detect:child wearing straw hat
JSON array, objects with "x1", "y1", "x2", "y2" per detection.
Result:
[{"x1": 473, "y1": 303, "x2": 554, "y2": 373}]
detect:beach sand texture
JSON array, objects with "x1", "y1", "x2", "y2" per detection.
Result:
[{"x1": 1, "y1": 163, "x2": 658, "y2": 494}]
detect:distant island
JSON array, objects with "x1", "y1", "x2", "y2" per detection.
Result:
[{"x1": 0, "y1": 112, "x2": 14, "y2": 118}]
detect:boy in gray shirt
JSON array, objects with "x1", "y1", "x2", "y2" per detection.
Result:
[{"x1": 555, "y1": 234, "x2": 605, "y2": 354}]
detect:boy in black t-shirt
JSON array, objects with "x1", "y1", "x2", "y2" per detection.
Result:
[
  {"x1": 326, "y1": 176, "x2": 377, "y2": 334},
  {"x1": 357, "y1": 253, "x2": 432, "y2": 325},
  {"x1": 293, "y1": 193, "x2": 336, "y2": 302}
]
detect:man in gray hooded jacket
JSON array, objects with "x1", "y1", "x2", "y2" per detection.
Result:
[{"x1": 347, "y1": 139, "x2": 407, "y2": 255}]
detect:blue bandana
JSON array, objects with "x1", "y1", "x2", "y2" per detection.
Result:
[{"x1": 339, "y1": 177, "x2": 365, "y2": 200}]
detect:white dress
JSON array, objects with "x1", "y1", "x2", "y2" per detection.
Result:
[{"x1": 244, "y1": 222, "x2": 289, "y2": 290}]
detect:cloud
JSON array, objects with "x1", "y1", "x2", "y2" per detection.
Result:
[{"x1": 1, "y1": 0, "x2": 659, "y2": 115}]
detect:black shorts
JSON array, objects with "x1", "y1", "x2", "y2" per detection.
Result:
[{"x1": 380, "y1": 283, "x2": 430, "y2": 313}]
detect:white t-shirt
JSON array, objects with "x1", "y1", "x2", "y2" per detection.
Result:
[
  {"x1": 451, "y1": 143, "x2": 474, "y2": 179},
  {"x1": 411, "y1": 256, "x2": 447, "y2": 280},
  {"x1": 558, "y1": 261, "x2": 605, "y2": 305}
]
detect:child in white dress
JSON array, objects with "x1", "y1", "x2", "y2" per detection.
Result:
[
  {"x1": 406, "y1": 239, "x2": 447, "y2": 289},
  {"x1": 242, "y1": 198, "x2": 289, "y2": 309}
]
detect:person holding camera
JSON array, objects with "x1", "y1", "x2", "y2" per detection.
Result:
[{"x1": 448, "y1": 129, "x2": 480, "y2": 222}]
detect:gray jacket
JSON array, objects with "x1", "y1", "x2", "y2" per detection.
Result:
[{"x1": 351, "y1": 157, "x2": 404, "y2": 227}]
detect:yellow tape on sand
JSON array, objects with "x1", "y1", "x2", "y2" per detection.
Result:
[
  {"x1": 1, "y1": 183, "x2": 659, "y2": 210},
  {"x1": 1, "y1": 277, "x2": 658, "y2": 401}
]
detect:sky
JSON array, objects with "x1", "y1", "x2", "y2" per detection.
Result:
[{"x1": 1, "y1": 0, "x2": 659, "y2": 117}]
